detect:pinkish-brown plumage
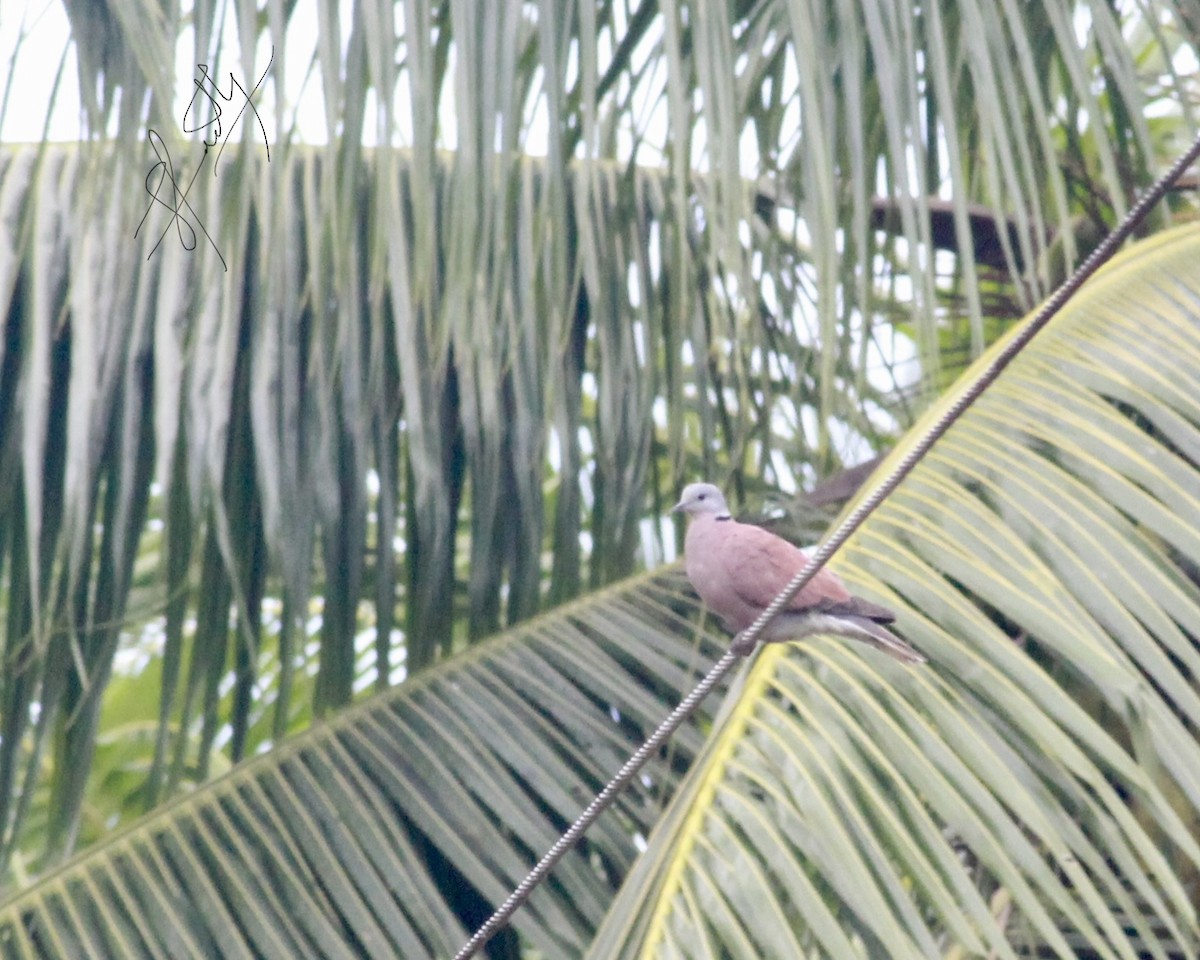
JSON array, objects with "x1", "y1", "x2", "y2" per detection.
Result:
[{"x1": 673, "y1": 483, "x2": 925, "y2": 663}]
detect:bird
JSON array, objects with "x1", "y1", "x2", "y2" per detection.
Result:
[{"x1": 672, "y1": 482, "x2": 925, "y2": 664}]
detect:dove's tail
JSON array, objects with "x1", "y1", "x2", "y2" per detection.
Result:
[
  {"x1": 837, "y1": 615, "x2": 927, "y2": 665},
  {"x1": 755, "y1": 611, "x2": 927, "y2": 665}
]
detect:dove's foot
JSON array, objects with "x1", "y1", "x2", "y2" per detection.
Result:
[{"x1": 730, "y1": 632, "x2": 758, "y2": 656}]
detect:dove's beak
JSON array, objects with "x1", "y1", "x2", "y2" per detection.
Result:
[{"x1": 670, "y1": 499, "x2": 685, "y2": 514}]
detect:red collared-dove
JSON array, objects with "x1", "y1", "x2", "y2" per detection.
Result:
[{"x1": 673, "y1": 482, "x2": 925, "y2": 663}]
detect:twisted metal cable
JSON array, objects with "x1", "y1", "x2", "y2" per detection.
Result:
[
  {"x1": 451, "y1": 649, "x2": 741, "y2": 960},
  {"x1": 453, "y1": 129, "x2": 1200, "y2": 960}
]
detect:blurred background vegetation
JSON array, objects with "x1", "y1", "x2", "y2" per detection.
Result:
[{"x1": 0, "y1": 0, "x2": 1199, "y2": 956}]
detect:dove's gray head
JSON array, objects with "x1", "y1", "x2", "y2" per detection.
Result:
[{"x1": 671, "y1": 482, "x2": 731, "y2": 518}]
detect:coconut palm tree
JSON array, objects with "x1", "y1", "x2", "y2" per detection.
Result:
[{"x1": 0, "y1": 0, "x2": 1198, "y2": 956}]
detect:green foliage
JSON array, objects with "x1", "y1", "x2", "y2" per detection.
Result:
[
  {"x1": 0, "y1": 1, "x2": 1197, "y2": 954},
  {"x1": 0, "y1": 568, "x2": 726, "y2": 958},
  {"x1": 3, "y1": 223, "x2": 1200, "y2": 958},
  {"x1": 589, "y1": 221, "x2": 1200, "y2": 960}
]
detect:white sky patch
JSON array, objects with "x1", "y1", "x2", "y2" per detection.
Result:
[
  {"x1": 639, "y1": 516, "x2": 661, "y2": 568},
  {"x1": 523, "y1": 66, "x2": 550, "y2": 156},
  {"x1": 934, "y1": 247, "x2": 958, "y2": 281},
  {"x1": 760, "y1": 272, "x2": 779, "y2": 316},
  {"x1": 770, "y1": 396, "x2": 800, "y2": 441},
  {"x1": 1, "y1": 0, "x2": 455, "y2": 151},
  {"x1": 579, "y1": 371, "x2": 598, "y2": 406},
  {"x1": 630, "y1": 59, "x2": 670, "y2": 166},
  {"x1": 739, "y1": 120, "x2": 759, "y2": 178},
  {"x1": 659, "y1": 515, "x2": 678, "y2": 563},
  {"x1": 2, "y1": 0, "x2": 77, "y2": 141},
  {"x1": 651, "y1": 395, "x2": 669, "y2": 429},
  {"x1": 769, "y1": 449, "x2": 799, "y2": 493},
  {"x1": 646, "y1": 219, "x2": 663, "y2": 280},
  {"x1": 865, "y1": 319, "x2": 920, "y2": 394},
  {"x1": 627, "y1": 263, "x2": 642, "y2": 308}
]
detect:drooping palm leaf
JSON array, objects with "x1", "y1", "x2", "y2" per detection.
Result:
[
  {"x1": 2, "y1": 222, "x2": 1200, "y2": 959},
  {"x1": 0, "y1": 567, "x2": 725, "y2": 958},
  {"x1": 588, "y1": 222, "x2": 1200, "y2": 960},
  {"x1": 0, "y1": 137, "x2": 897, "y2": 877},
  {"x1": 2, "y1": 0, "x2": 1197, "y2": 913}
]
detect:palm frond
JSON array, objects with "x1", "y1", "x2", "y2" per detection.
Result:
[
  {"x1": 0, "y1": 567, "x2": 725, "y2": 958},
  {"x1": 1, "y1": 0, "x2": 1197, "y2": 908},
  {"x1": 589, "y1": 223, "x2": 1200, "y2": 959}
]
